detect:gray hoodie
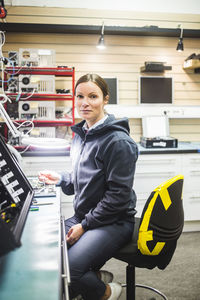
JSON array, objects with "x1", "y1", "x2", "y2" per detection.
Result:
[{"x1": 60, "y1": 114, "x2": 138, "y2": 230}]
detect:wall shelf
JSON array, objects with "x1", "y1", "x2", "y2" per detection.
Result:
[{"x1": 83, "y1": 105, "x2": 200, "y2": 119}]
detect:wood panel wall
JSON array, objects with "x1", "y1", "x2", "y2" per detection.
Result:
[{"x1": 2, "y1": 6, "x2": 200, "y2": 142}]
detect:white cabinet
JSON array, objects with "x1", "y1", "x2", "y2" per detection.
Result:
[
  {"x1": 182, "y1": 154, "x2": 200, "y2": 221},
  {"x1": 134, "y1": 153, "x2": 200, "y2": 222}
]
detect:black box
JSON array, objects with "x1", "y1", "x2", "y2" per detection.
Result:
[{"x1": 140, "y1": 136, "x2": 178, "y2": 148}]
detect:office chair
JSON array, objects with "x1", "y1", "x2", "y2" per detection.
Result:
[{"x1": 114, "y1": 174, "x2": 184, "y2": 300}]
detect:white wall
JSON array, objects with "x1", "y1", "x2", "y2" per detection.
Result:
[{"x1": 4, "y1": 0, "x2": 200, "y2": 14}]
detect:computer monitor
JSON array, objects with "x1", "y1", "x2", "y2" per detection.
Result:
[
  {"x1": 103, "y1": 77, "x2": 118, "y2": 104},
  {"x1": 139, "y1": 76, "x2": 173, "y2": 104}
]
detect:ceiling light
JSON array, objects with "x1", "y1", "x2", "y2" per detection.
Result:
[
  {"x1": 97, "y1": 22, "x2": 105, "y2": 50},
  {"x1": 176, "y1": 26, "x2": 184, "y2": 52}
]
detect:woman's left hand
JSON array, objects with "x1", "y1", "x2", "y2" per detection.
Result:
[{"x1": 66, "y1": 223, "x2": 85, "y2": 245}]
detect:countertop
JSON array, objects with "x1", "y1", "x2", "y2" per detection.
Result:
[{"x1": 138, "y1": 141, "x2": 200, "y2": 154}]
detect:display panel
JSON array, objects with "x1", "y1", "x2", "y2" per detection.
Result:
[
  {"x1": 0, "y1": 136, "x2": 34, "y2": 257},
  {"x1": 139, "y1": 76, "x2": 173, "y2": 104},
  {"x1": 103, "y1": 78, "x2": 118, "y2": 104}
]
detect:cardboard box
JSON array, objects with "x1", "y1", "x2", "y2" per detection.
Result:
[{"x1": 183, "y1": 59, "x2": 200, "y2": 70}]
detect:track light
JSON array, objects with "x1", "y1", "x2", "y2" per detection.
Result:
[
  {"x1": 176, "y1": 25, "x2": 184, "y2": 52},
  {"x1": 97, "y1": 22, "x2": 105, "y2": 50}
]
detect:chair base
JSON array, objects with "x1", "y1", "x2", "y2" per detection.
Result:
[
  {"x1": 122, "y1": 283, "x2": 168, "y2": 300},
  {"x1": 136, "y1": 284, "x2": 168, "y2": 300},
  {"x1": 124, "y1": 264, "x2": 168, "y2": 300}
]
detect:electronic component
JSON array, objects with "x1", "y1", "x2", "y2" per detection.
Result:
[
  {"x1": 28, "y1": 176, "x2": 56, "y2": 198},
  {"x1": 0, "y1": 136, "x2": 34, "y2": 256},
  {"x1": 7, "y1": 76, "x2": 19, "y2": 93},
  {"x1": 8, "y1": 51, "x2": 19, "y2": 67},
  {"x1": 18, "y1": 101, "x2": 55, "y2": 120},
  {"x1": 19, "y1": 48, "x2": 56, "y2": 67},
  {"x1": 18, "y1": 74, "x2": 55, "y2": 94},
  {"x1": 19, "y1": 127, "x2": 56, "y2": 138}
]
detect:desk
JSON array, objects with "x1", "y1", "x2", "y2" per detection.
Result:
[{"x1": 0, "y1": 188, "x2": 70, "y2": 300}]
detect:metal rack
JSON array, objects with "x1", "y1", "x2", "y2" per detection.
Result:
[{"x1": 2, "y1": 66, "x2": 75, "y2": 144}]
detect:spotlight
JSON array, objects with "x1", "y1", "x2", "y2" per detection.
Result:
[
  {"x1": 97, "y1": 22, "x2": 105, "y2": 50},
  {"x1": 176, "y1": 26, "x2": 184, "y2": 52}
]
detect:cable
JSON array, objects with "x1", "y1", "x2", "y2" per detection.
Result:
[
  {"x1": 14, "y1": 118, "x2": 35, "y2": 136},
  {"x1": 18, "y1": 143, "x2": 31, "y2": 154},
  {"x1": 20, "y1": 88, "x2": 35, "y2": 100}
]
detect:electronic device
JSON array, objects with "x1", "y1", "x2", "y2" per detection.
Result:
[
  {"x1": 140, "y1": 61, "x2": 172, "y2": 73},
  {"x1": 18, "y1": 101, "x2": 55, "y2": 120},
  {"x1": 7, "y1": 76, "x2": 18, "y2": 93},
  {"x1": 28, "y1": 177, "x2": 56, "y2": 198},
  {"x1": 0, "y1": 136, "x2": 34, "y2": 256},
  {"x1": 19, "y1": 48, "x2": 56, "y2": 67},
  {"x1": 19, "y1": 127, "x2": 56, "y2": 138},
  {"x1": 141, "y1": 115, "x2": 178, "y2": 148},
  {"x1": 8, "y1": 51, "x2": 19, "y2": 66},
  {"x1": 139, "y1": 76, "x2": 173, "y2": 104},
  {"x1": 140, "y1": 136, "x2": 178, "y2": 148},
  {"x1": 18, "y1": 74, "x2": 55, "y2": 94}
]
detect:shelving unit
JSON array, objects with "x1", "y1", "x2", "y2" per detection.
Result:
[{"x1": 2, "y1": 66, "x2": 75, "y2": 145}]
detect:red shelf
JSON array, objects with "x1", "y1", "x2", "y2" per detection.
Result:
[
  {"x1": 4, "y1": 93, "x2": 73, "y2": 101},
  {"x1": 5, "y1": 66, "x2": 74, "y2": 76},
  {"x1": 14, "y1": 119, "x2": 73, "y2": 126},
  {"x1": 3, "y1": 66, "x2": 75, "y2": 145}
]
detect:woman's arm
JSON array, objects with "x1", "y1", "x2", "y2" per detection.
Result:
[{"x1": 38, "y1": 169, "x2": 74, "y2": 195}]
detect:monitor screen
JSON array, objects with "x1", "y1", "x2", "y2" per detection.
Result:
[
  {"x1": 139, "y1": 76, "x2": 173, "y2": 104},
  {"x1": 103, "y1": 77, "x2": 118, "y2": 104}
]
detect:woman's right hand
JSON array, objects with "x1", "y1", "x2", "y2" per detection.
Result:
[{"x1": 38, "y1": 170, "x2": 61, "y2": 185}]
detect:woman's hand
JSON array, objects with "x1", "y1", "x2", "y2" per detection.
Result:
[
  {"x1": 67, "y1": 223, "x2": 85, "y2": 245},
  {"x1": 38, "y1": 170, "x2": 61, "y2": 185}
]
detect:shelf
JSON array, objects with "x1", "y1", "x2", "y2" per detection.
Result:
[
  {"x1": 3, "y1": 66, "x2": 75, "y2": 145},
  {"x1": 94, "y1": 105, "x2": 200, "y2": 119},
  {"x1": 4, "y1": 93, "x2": 73, "y2": 101},
  {"x1": 5, "y1": 66, "x2": 75, "y2": 76},
  {"x1": 14, "y1": 119, "x2": 73, "y2": 126}
]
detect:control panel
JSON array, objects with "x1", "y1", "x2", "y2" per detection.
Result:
[{"x1": 0, "y1": 136, "x2": 34, "y2": 256}]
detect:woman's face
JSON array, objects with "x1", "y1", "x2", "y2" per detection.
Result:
[{"x1": 75, "y1": 81, "x2": 108, "y2": 127}]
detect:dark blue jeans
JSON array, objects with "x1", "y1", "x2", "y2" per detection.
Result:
[{"x1": 65, "y1": 215, "x2": 134, "y2": 300}]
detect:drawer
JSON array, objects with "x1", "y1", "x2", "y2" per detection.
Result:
[{"x1": 183, "y1": 193, "x2": 200, "y2": 221}]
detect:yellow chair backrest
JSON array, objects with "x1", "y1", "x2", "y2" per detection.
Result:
[{"x1": 138, "y1": 175, "x2": 184, "y2": 256}]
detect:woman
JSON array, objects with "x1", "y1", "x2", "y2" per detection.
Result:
[{"x1": 39, "y1": 74, "x2": 138, "y2": 300}]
